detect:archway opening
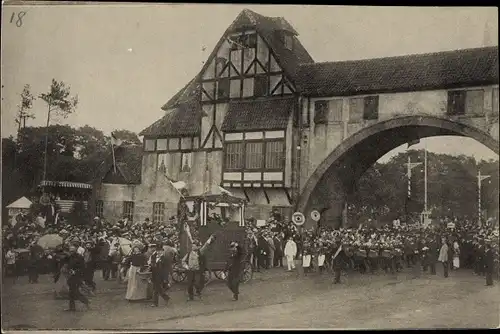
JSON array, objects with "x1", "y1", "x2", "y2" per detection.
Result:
[{"x1": 297, "y1": 116, "x2": 499, "y2": 229}]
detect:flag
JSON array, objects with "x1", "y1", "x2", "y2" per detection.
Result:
[
  {"x1": 407, "y1": 139, "x2": 420, "y2": 149},
  {"x1": 218, "y1": 185, "x2": 232, "y2": 196},
  {"x1": 164, "y1": 173, "x2": 186, "y2": 197},
  {"x1": 111, "y1": 132, "x2": 123, "y2": 147}
]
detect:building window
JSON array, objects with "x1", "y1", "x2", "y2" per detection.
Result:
[
  {"x1": 493, "y1": 88, "x2": 499, "y2": 114},
  {"x1": 180, "y1": 152, "x2": 193, "y2": 173},
  {"x1": 265, "y1": 141, "x2": 285, "y2": 169},
  {"x1": 245, "y1": 142, "x2": 263, "y2": 170},
  {"x1": 123, "y1": 201, "x2": 134, "y2": 221},
  {"x1": 447, "y1": 90, "x2": 467, "y2": 115},
  {"x1": 224, "y1": 142, "x2": 244, "y2": 170},
  {"x1": 254, "y1": 74, "x2": 268, "y2": 97},
  {"x1": 156, "y1": 139, "x2": 168, "y2": 151},
  {"x1": 465, "y1": 90, "x2": 484, "y2": 115},
  {"x1": 144, "y1": 139, "x2": 155, "y2": 152},
  {"x1": 284, "y1": 34, "x2": 293, "y2": 51},
  {"x1": 153, "y1": 202, "x2": 165, "y2": 224},
  {"x1": 95, "y1": 200, "x2": 103, "y2": 218},
  {"x1": 230, "y1": 79, "x2": 241, "y2": 98},
  {"x1": 217, "y1": 78, "x2": 230, "y2": 99},
  {"x1": 363, "y1": 96, "x2": 379, "y2": 120},
  {"x1": 314, "y1": 100, "x2": 329, "y2": 124},
  {"x1": 349, "y1": 96, "x2": 379, "y2": 122}
]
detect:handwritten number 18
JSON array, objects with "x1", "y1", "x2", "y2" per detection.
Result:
[{"x1": 10, "y1": 11, "x2": 26, "y2": 27}]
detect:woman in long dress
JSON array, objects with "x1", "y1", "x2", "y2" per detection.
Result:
[{"x1": 125, "y1": 246, "x2": 148, "y2": 301}]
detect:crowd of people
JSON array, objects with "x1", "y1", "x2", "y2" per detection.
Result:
[{"x1": 2, "y1": 207, "x2": 499, "y2": 311}]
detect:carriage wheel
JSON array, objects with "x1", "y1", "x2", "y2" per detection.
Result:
[
  {"x1": 240, "y1": 262, "x2": 253, "y2": 283},
  {"x1": 214, "y1": 270, "x2": 228, "y2": 280},
  {"x1": 172, "y1": 271, "x2": 187, "y2": 283}
]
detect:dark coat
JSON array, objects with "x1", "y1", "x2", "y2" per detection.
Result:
[
  {"x1": 226, "y1": 246, "x2": 244, "y2": 276},
  {"x1": 257, "y1": 236, "x2": 270, "y2": 254},
  {"x1": 149, "y1": 251, "x2": 168, "y2": 283},
  {"x1": 273, "y1": 237, "x2": 283, "y2": 257},
  {"x1": 65, "y1": 253, "x2": 86, "y2": 282}
]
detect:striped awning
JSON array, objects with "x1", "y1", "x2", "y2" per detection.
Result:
[{"x1": 40, "y1": 180, "x2": 92, "y2": 189}]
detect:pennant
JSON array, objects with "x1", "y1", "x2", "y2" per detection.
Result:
[
  {"x1": 218, "y1": 185, "x2": 232, "y2": 196},
  {"x1": 407, "y1": 139, "x2": 420, "y2": 149},
  {"x1": 111, "y1": 132, "x2": 123, "y2": 147}
]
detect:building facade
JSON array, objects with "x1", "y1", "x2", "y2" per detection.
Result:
[{"x1": 95, "y1": 9, "x2": 499, "y2": 227}]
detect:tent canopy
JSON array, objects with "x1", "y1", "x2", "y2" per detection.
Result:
[{"x1": 6, "y1": 196, "x2": 33, "y2": 209}]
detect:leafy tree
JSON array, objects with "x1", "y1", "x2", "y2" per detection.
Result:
[
  {"x1": 111, "y1": 129, "x2": 142, "y2": 145},
  {"x1": 39, "y1": 79, "x2": 79, "y2": 181},
  {"x1": 15, "y1": 84, "x2": 36, "y2": 135}
]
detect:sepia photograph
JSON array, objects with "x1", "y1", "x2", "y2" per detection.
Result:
[{"x1": 1, "y1": 3, "x2": 499, "y2": 331}]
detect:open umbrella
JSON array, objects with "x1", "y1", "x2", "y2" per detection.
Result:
[
  {"x1": 117, "y1": 237, "x2": 132, "y2": 255},
  {"x1": 37, "y1": 234, "x2": 63, "y2": 250}
]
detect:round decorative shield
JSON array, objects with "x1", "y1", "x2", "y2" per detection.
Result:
[
  {"x1": 310, "y1": 210, "x2": 321, "y2": 222},
  {"x1": 292, "y1": 212, "x2": 305, "y2": 226}
]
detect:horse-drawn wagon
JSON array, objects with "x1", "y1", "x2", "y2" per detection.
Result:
[{"x1": 171, "y1": 190, "x2": 253, "y2": 285}]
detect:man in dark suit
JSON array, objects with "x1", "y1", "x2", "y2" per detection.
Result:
[
  {"x1": 64, "y1": 244, "x2": 90, "y2": 312},
  {"x1": 162, "y1": 239, "x2": 177, "y2": 289},
  {"x1": 257, "y1": 232, "x2": 270, "y2": 269},
  {"x1": 28, "y1": 241, "x2": 44, "y2": 283},
  {"x1": 484, "y1": 239, "x2": 496, "y2": 286},
  {"x1": 273, "y1": 233, "x2": 283, "y2": 268},
  {"x1": 147, "y1": 242, "x2": 170, "y2": 307},
  {"x1": 226, "y1": 241, "x2": 244, "y2": 301}
]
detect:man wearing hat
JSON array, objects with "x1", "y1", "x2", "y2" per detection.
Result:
[
  {"x1": 147, "y1": 241, "x2": 170, "y2": 307},
  {"x1": 64, "y1": 243, "x2": 90, "y2": 312},
  {"x1": 226, "y1": 241, "x2": 244, "y2": 301}
]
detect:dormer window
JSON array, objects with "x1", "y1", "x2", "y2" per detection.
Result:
[{"x1": 284, "y1": 33, "x2": 293, "y2": 51}]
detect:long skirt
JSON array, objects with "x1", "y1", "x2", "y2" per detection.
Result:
[
  {"x1": 125, "y1": 266, "x2": 148, "y2": 301},
  {"x1": 453, "y1": 256, "x2": 460, "y2": 269}
]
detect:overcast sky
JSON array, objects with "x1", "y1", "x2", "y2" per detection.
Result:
[{"x1": 1, "y1": 4, "x2": 498, "y2": 162}]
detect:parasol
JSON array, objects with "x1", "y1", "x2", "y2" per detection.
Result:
[
  {"x1": 37, "y1": 234, "x2": 63, "y2": 249},
  {"x1": 117, "y1": 237, "x2": 132, "y2": 255}
]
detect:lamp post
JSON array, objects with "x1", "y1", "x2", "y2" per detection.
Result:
[{"x1": 478, "y1": 170, "x2": 490, "y2": 226}]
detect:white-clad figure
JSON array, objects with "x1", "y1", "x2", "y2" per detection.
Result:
[{"x1": 284, "y1": 238, "x2": 297, "y2": 272}]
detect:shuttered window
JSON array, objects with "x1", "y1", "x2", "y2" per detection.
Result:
[
  {"x1": 254, "y1": 74, "x2": 268, "y2": 97},
  {"x1": 245, "y1": 142, "x2": 263, "y2": 170},
  {"x1": 465, "y1": 90, "x2": 484, "y2": 115},
  {"x1": 363, "y1": 96, "x2": 379, "y2": 120},
  {"x1": 224, "y1": 142, "x2": 244, "y2": 170},
  {"x1": 349, "y1": 98, "x2": 364, "y2": 122},
  {"x1": 265, "y1": 141, "x2": 285, "y2": 169},
  {"x1": 153, "y1": 202, "x2": 165, "y2": 224}
]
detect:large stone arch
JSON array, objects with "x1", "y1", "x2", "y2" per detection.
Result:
[{"x1": 296, "y1": 115, "x2": 499, "y2": 228}]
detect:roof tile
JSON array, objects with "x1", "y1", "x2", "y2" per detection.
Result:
[
  {"x1": 297, "y1": 46, "x2": 499, "y2": 97},
  {"x1": 221, "y1": 97, "x2": 296, "y2": 132}
]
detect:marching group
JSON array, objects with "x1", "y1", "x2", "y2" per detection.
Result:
[{"x1": 3, "y1": 209, "x2": 499, "y2": 312}]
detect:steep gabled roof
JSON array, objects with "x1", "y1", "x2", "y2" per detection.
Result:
[
  {"x1": 139, "y1": 102, "x2": 201, "y2": 137},
  {"x1": 159, "y1": 9, "x2": 313, "y2": 112},
  {"x1": 98, "y1": 144, "x2": 143, "y2": 185},
  {"x1": 297, "y1": 46, "x2": 499, "y2": 97}
]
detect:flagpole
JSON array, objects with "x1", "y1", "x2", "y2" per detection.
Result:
[
  {"x1": 111, "y1": 140, "x2": 117, "y2": 174},
  {"x1": 424, "y1": 145, "x2": 428, "y2": 213}
]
